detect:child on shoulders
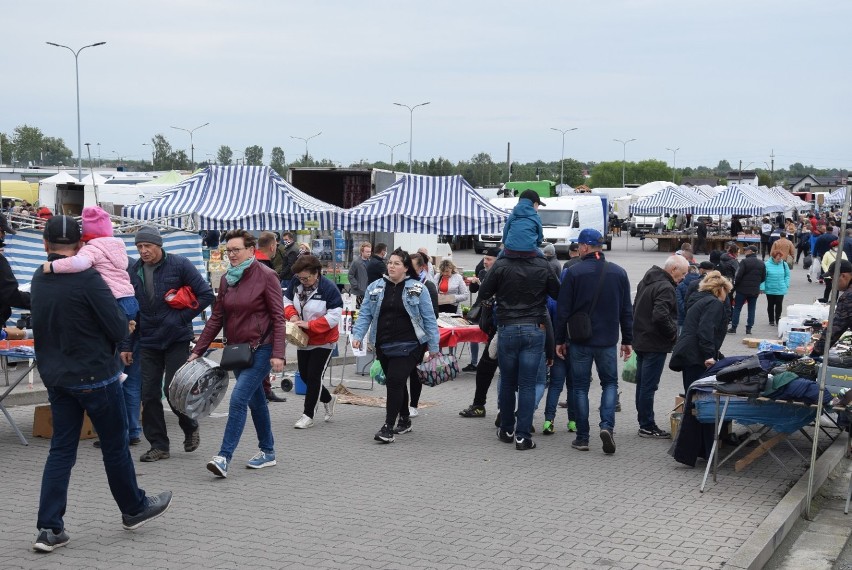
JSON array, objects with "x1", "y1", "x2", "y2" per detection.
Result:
[{"x1": 501, "y1": 189, "x2": 545, "y2": 258}]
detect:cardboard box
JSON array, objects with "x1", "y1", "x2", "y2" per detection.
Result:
[{"x1": 33, "y1": 404, "x2": 97, "y2": 440}]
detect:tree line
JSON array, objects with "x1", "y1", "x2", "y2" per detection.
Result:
[{"x1": 1, "y1": 124, "x2": 846, "y2": 189}]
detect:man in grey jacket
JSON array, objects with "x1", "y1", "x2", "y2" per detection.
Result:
[{"x1": 347, "y1": 242, "x2": 371, "y2": 306}]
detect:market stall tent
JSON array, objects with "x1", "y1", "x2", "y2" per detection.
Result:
[
  {"x1": 824, "y1": 186, "x2": 848, "y2": 205},
  {"x1": 338, "y1": 174, "x2": 508, "y2": 234},
  {"x1": 122, "y1": 165, "x2": 341, "y2": 230},
  {"x1": 693, "y1": 184, "x2": 785, "y2": 216},
  {"x1": 628, "y1": 184, "x2": 707, "y2": 215}
]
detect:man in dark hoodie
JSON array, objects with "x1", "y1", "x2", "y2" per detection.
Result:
[
  {"x1": 365, "y1": 242, "x2": 388, "y2": 284},
  {"x1": 632, "y1": 255, "x2": 688, "y2": 439},
  {"x1": 728, "y1": 245, "x2": 766, "y2": 335}
]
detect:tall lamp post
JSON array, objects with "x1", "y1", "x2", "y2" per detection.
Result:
[
  {"x1": 614, "y1": 138, "x2": 636, "y2": 188},
  {"x1": 379, "y1": 141, "x2": 407, "y2": 169},
  {"x1": 666, "y1": 147, "x2": 680, "y2": 183},
  {"x1": 142, "y1": 143, "x2": 154, "y2": 168},
  {"x1": 393, "y1": 101, "x2": 430, "y2": 174},
  {"x1": 290, "y1": 132, "x2": 322, "y2": 163},
  {"x1": 170, "y1": 122, "x2": 209, "y2": 171},
  {"x1": 550, "y1": 127, "x2": 578, "y2": 186},
  {"x1": 46, "y1": 41, "x2": 106, "y2": 179},
  {"x1": 96, "y1": 142, "x2": 101, "y2": 167}
]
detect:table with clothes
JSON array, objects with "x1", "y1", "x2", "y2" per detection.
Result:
[
  {"x1": 438, "y1": 325, "x2": 488, "y2": 349},
  {"x1": 670, "y1": 352, "x2": 849, "y2": 492}
]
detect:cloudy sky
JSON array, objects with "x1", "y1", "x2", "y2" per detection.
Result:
[{"x1": 4, "y1": 1, "x2": 849, "y2": 170}]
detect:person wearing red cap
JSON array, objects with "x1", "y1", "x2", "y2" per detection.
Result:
[{"x1": 819, "y1": 240, "x2": 848, "y2": 303}]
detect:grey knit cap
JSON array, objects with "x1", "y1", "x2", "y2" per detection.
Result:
[{"x1": 135, "y1": 225, "x2": 163, "y2": 246}]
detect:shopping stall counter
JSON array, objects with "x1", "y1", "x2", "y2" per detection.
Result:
[
  {"x1": 438, "y1": 325, "x2": 488, "y2": 348},
  {"x1": 0, "y1": 339, "x2": 36, "y2": 445}
]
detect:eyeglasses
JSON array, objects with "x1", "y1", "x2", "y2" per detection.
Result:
[
  {"x1": 225, "y1": 247, "x2": 247, "y2": 255},
  {"x1": 297, "y1": 274, "x2": 317, "y2": 282}
]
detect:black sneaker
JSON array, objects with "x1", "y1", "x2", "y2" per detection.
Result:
[
  {"x1": 374, "y1": 424, "x2": 395, "y2": 443},
  {"x1": 139, "y1": 448, "x2": 170, "y2": 462},
  {"x1": 459, "y1": 404, "x2": 486, "y2": 418},
  {"x1": 121, "y1": 491, "x2": 173, "y2": 530},
  {"x1": 515, "y1": 436, "x2": 536, "y2": 450},
  {"x1": 787, "y1": 357, "x2": 818, "y2": 379},
  {"x1": 727, "y1": 327, "x2": 737, "y2": 334},
  {"x1": 33, "y1": 528, "x2": 69, "y2": 552},
  {"x1": 638, "y1": 426, "x2": 671, "y2": 439},
  {"x1": 600, "y1": 429, "x2": 616, "y2": 454},
  {"x1": 571, "y1": 439, "x2": 590, "y2": 451},
  {"x1": 461, "y1": 363, "x2": 477, "y2": 372},
  {"x1": 746, "y1": 327, "x2": 752, "y2": 335},
  {"x1": 494, "y1": 411, "x2": 501, "y2": 427},
  {"x1": 394, "y1": 418, "x2": 413, "y2": 434},
  {"x1": 183, "y1": 428, "x2": 200, "y2": 452},
  {"x1": 496, "y1": 428, "x2": 514, "y2": 443}
]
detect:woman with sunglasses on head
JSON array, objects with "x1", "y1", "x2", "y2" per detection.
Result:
[
  {"x1": 283, "y1": 255, "x2": 343, "y2": 429},
  {"x1": 190, "y1": 230, "x2": 286, "y2": 478},
  {"x1": 351, "y1": 248, "x2": 440, "y2": 443}
]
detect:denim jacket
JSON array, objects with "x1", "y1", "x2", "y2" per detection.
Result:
[{"x1": 352, "y1": 277, "x2": 440, "y2": 352}]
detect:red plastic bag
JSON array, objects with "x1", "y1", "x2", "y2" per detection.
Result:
[{"x1": 164, "y1": 286, "x2": 199, "y2": 310}]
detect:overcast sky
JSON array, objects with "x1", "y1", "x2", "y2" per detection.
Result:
[{"x1": 4, "y1": 1, "x2": 849, "y2": 171}]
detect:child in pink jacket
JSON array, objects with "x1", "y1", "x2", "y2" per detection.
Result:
[{"x1": 43, "y1": 206, "x2": 139, "y2": 325}]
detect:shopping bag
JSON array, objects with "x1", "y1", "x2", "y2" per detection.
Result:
[
  {"x1": 622, "y1": 352, "x2": 638, "y2": 384},
  {"x1": 370, "y1": 359, "x2": 386, "y2": 385},
  {"x1": 416, "y1": 353, "x2": 460, "y2": 387},
  {"x1": 802, "y1": 254, "x2": 813, "y2": 270}
]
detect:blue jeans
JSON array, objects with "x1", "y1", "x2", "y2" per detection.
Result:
[
  {"x1": 570, "y1": 344, "x2": 618, "y2": 442},
  {"x1": 543, "y1": 354, "x2": 572, "y2": 422},
  {"x1": 38, "y1": 379, "x2": 146, "y2": 532},
  {"x1": 123, "y1": 342, "x2": 142, "y2": 440},
  {"x1": 218, "y1": 344, "x2": 274, "y2": 461},
  {"x1": 469, "y1": 342, "x2": 479, "y2": 366},
  {"x1": 635, "y1": 351, "x2": 667, "y2": 430},
  {"x1": 497, "y1": 324, "x2": 545, "y2": 440},
  {"x1": 731, "y1": 293, "x2": 758, "y2": 330}
]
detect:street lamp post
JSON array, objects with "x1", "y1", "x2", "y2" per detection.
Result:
[
  {"x1": 46, "y1": 41, "x2": 106, "y2": 179},
  {"x1": 666, "y1": 147, "x2": 680, "y2": 183},
  {"x1": 142, "y1": 143, "x2": 154, "y2": 168},
  {"x1": 97, "y1": 142, "x2": 101, "y2": 167},
  {"x1": 379, "y1": 141, "x2": 407, "y2": 169},
  {"x1": 614, "y1": 138, "x2": 636, "y2": 188},
  {"x1": 170, "y1": 122, "x2": 209, "y2": 171},
  {"x1": 290, "y1": 132, "x2": 322, "y2": 163},
  {"x1": 393, "y1": 101, "x2": 430, "y2": 174},
  {"x1": 112, "y1": 151, "x2": 122, "y2": 168},
  {"x1": 550, "y1": 127, "x2": 578, "y2": 186}
]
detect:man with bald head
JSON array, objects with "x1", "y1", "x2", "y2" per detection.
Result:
[{"x1": 631, "y1": 254, "x2": 688, "y2": 439}]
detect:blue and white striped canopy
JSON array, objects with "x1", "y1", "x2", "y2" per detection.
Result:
[
  {"x1": 764, "y1": 185, "x2": 810, "y2": 210},
  {"x1": 628, "y1": 185, "x2": 707, "y2": 215},
  {"x1": 4, "y1": 228, "x2": 210, "y2": 333},
  {"x1": 122, "y1": 165, "x2": 341, "y2": 231},
  {"x1": 338, "y1": 174, "x2": 508, "y2": 234},
  {"x1": 693, "y1": 184, "x2": 785, "y2": 216},
  {"x1": 825, "y1": 187, "x2": 848, "y2": 205}
]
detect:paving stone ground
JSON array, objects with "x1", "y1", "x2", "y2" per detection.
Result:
[{"x1": 0, "y1": 236, "x2": 844, "y2": 569}]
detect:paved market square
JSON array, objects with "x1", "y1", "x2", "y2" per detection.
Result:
[{"x1": 1, "y1": 235, "x2": 849, "y2": 569}]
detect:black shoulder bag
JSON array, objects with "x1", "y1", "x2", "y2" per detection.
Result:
[
  {"x1": 566, "y1": 262, "x2": 608, "y2": 343},
  {"x1": 217, "y1": 281, "x2": 273, "y2": 371}
]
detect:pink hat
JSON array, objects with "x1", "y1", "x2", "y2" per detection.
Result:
[{"x1": 81, "y1": 206, "x2": 114, "y2": 241}]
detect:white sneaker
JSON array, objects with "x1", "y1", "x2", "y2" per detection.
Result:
[
  {"x1": 294, "y1": 414, "x2": 315, "y2": 429},
  {"x1": 409, "y1": 406, "x2": 419, "y2": 417},
  {"x1": 323, "y1": 395, "x2": 337, "y2": 422}
]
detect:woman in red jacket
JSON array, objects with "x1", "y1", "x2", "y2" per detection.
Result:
[
  {"x1": 284, "y1": 255, "x2": 343, "y2": 429},
  {"x1": 190, "y1": 230, "x2": 286, "y2": 478}
]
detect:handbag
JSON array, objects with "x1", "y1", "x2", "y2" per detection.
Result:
[
  {"x1": 802, "y1": 254, "x2": 813, "y2": 270},
  {"x1": 567, "y1": 262, "x2": 608, "y2": 343},
  {"x1": 478, "y1": 298, "x2": 496, "y2": 335},
  {"x1": 379, "y1": 340, "x2": 420, "y2": 357},
  {"x1": 466, "y1": 302, "x2": 482, "y2": 322},
  {"x1": 417, "y1": 353, "x2": 459, "y2": 387}
]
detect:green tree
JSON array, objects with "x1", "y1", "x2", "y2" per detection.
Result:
[
  {"x1": 757, "y1": 172, "x2": 772, "y2": 187},
  {"x1": 633, "y1": 159, "x2": 673, "y2": 184},
  {"x1": 151, "y1": 134, "x2": 173, "y2": 170},
  {"x1": 216, "y1": 145, "x2": 233, "y2": 165},
  {"x1": 42, "y1": 136, "x2": 73, "y2": 166},
  {"x1": 270, "y1": 146, "x2": 286, "y2": 174},
  {"x1": 0, "y1": 133, "x2": 11, "y2": 165},
  {"x1": 172, "y1": 150, "x2": 189, "y2": 170},
  {"x1": 245, "y1": 145, "x2": 263, "y2": 166},
  {"x1": 11, "y1": 124, "x2": 45, "y2": 164},
  {"x1": 715, "y1": 160, "x2": 732, "y2": 176},
  {"x1": 558, "y1": 158, "x2": 585, "y2": 187},
  {"x1": 588, "y1": 161, "x2": 627, "y2": 187}
]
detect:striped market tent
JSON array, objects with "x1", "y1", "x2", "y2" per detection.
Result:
[
  {"x1": 693, "y1": 184, "x2": 785, "y2": 216},
  {"x1": 4, "y1": 228, "x2": 210, "y2": 333},
  {"x1": 824, "y1": 186, "x2": 848, "y2": 205},
  {"x1": 122, "y1": 165, "x2": 340, "y2": 230},
  {"x1": 628, "y1": 184, "x2": 707, "y2": 215},
  {"x1": 339, "y1": 174, "x2": 508, "y2": 234},
  {"x1": 763, "y1": 185, "x2": 811, "y2": 210}
]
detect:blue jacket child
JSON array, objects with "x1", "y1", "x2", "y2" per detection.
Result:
[{"x1": 502, "y1": 189, "x2": 544, "y2": 254}]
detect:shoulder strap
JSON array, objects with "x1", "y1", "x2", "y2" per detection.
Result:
[{"x1": 587, "y1": 262, "x2": 609, "y2": 314}]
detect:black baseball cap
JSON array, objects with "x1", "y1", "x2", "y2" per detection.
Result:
[
  {"x1": 698, "y1": 261, "x2": 715, "y2": 270},
  {"x1": 828, "y1": 260, "x2": 852, "y2": 275},
  {"x1": 43, "y1": 215, "x2": 81, "y2": 245},
  {"x1": 519, "y1": 189, "x2": 545, "y2": 206},
  {"x1": 484, "y1": 247, "x2": 501, "y2": 257}
]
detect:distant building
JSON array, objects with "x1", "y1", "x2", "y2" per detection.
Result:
[
  {"x1": 681, "y1": 177, "x2": 719, "y2": 187},
  {"x1": 726, "y1": 170, "x2": 758, "y2": 185},
  {"x1": 788, "y1": 174, "x2": 848, "y2": 193}
]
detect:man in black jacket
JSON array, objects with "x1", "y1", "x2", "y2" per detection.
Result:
[
  {"x1": 695, "y1": 220, "x2": 707, "y2": 254},
  {"x1": 478, "y1": 246, "x2": 560, "y2": 450},
  {"x1": 277, "y1": 231, "x2": 299, "y2": 284},
  {"x1": 728, "y1": 245, "x2": 766, "y2": 335},
  {"x1": 365, "y1": 242, "x2": 388, "y2": 284},
  {"x1": 0, "y1": 251, "x2": 30, "y2": 328},
  {"x1": 125, "y1": 225, "x2": 214, "y2": 462},
  {"x1": 632, "y1": 255, "x2": 688, "y2": 439},
  {"x1": 31, "y1": 216, "x2": 172, "y2": 553},
  {"x1": 718, "y1": 242, "x2": 739, "y2": 283}
]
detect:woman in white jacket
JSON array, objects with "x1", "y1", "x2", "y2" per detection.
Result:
[
  {"x1": 432, "y1": 259, "x2": 468, "y2": 314},
  {"x1": 820, "y1": 240, "x2": 848, "y2": 303}
]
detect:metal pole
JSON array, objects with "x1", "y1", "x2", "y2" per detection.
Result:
[
  {"x1": 379, "y1": 142, "x2": 406, "y2": 170},
  {"x1": 394, "y1": 102, "x2": 430, "y2": 174},
  {"x1": 666, "y1": 147, "x2": 680, "y2": 183},
  {"x1": 290, "y1": 132, "x2": 322, "y2": 164},
  {"x1": 171, "y1": 122, "x2": 209, "y2": 171},
  {"x1": 614, "y1": 138, "x2": 636, "y2": 187},
  {"x1": 550, "y1": 127, "x2": 577, "y2": 186}
]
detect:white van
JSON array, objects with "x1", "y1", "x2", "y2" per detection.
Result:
[{"x1": 478, "y1": 194, "x2": 610, "y2": 258}]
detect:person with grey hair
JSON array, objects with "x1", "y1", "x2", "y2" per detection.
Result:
[
  {"x1": 542, "y1": 244, "x2": 561, "y2": 279},
  {"x1": 631, "y1": 255, "x2": 688, "y2": 439}
]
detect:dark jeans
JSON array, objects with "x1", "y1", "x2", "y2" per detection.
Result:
[
  {"x1": 731, "y1": 293, "x2": 758, "y2": 330},
  {"x1": 682, "y1": 364, "x2": 708, "y2": 394},
  {"x1": 543, "y1": 354, "x2": 573, "y2": 422},
  {"x1": 822, "y1": 278, "x2": 833, "y2": 303},
  {"x1": 796, "y1": 243, "x2": 810, "y2": 263},
  {"x1": 472, "y1": 337, "x2": 499, "y2": 406},
  {"x1": 761, "y1": 240, "x2": 771, "y2": 259},
  {"x1": 765, "y1": 294, "x2": 784, "y2": 324},
  {"x1": 297, "y1": 348, "x2": 333, "y2": 418},
  {"x1": 123, "y1": 342, "x2": 142, "y2": 440},
  {"x1": 635, "y1": 351, "x2": 667, "y2": 430},
  {"x1": 377, "y1": 344, "x2": 426, "y2": 427},
  {"x1": 695, "y1": 237, "x2": 706, "y2": 255},
  {"x1": 497, "y1": 324, "x2": 546, "y2": 440},
  {"x1": 570, "y1": 344, "x2": 618, "y2": 442},
  {"x1": 219, "y1": 344, "x2": 274, "y2": 461},
  {"x1": 38, "y1": 379, "x2": 146, "y2": 532},
  {"x1": 140, "y1": 341, "x2": 197, "y2": 452}
]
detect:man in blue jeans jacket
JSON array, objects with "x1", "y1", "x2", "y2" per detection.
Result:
[{"x1": 555, "y1": 228, "x2": 633, "y2": 455}]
